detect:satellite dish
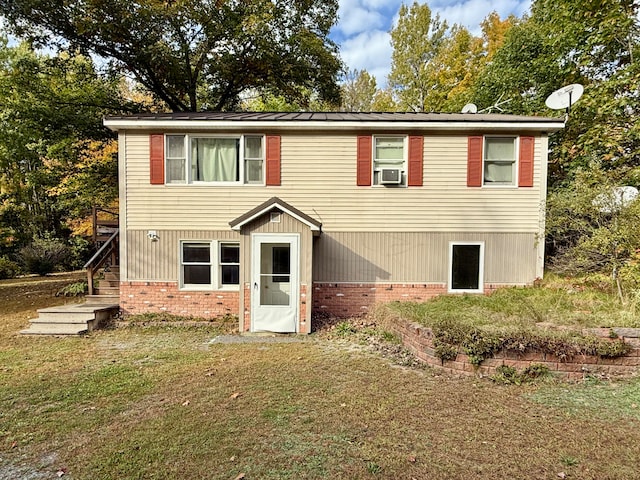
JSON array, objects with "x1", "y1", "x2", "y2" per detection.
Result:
[
  {"x1": 461, "y1": 103, "x2": 478, "y2": 114},
  {"x1": 545, "y1": 84, "x2": 584, "y2": 112},
  {"x1": 593, "y1": 186, "x2": 639, "y2": 213}
]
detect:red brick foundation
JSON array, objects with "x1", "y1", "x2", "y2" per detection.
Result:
[
  {"x1": 120, "y1": 281, "x2": 239, "y2": 318},
  {"x1": 312, "y1": 282, "x2": 504, "y2": 318},
  {"x1": 311, "y1": 283, "x2": 446, "y2": 318},
  {"x1": 390, "y1": 318, "x2": 640, "y2": 380}
]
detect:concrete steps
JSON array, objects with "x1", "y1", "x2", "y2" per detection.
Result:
[{"x1": 21, "y1": 303, "x2": 119, "y2": 336}]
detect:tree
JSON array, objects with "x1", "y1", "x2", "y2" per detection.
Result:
[
  {"x1": 371, "y1": 88, "x2": 398, "y2": 111},
  {"x1": 340, "y1": 69, "x2": 377, "y2": 111},
  {"x1": 480, "y1": 11, "x2": 518, "y2": 62},
  {"x1": 0, "y1": 39, "x2": 125, "y2": 251},
  {"x1": 546, "y1": 163, "x2": 640, "y2": 301},
  {"x1": 428, "y1": 25, "x2": 484, "y2": 112},
  {"x1": 472, "y1": 0, "x2": 640, "y2": 184},
  {"x1": 1, "y1": 0, "x2": 343, "y2": 112},
  {"x1": 388, "y1": 1, "x2": 448, "y2": 112}
]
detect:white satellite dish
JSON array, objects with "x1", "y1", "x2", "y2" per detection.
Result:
[
  {"x1": 461, "y1": 103, "x2": 478, "y2": 114},
  {"x1": 545, "y1": 84, "x2": 584, "y2": 112},
  {"x1": 593, "y1": 186, "x2": 639, "y2": 213}
]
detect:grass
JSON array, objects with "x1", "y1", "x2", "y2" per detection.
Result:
[
  {"x1": 2, "y1": 275, "x2": 640, "y2": 479},
  {"x1": 390, "y1": 278, "x2": 640, "y2": 329}
]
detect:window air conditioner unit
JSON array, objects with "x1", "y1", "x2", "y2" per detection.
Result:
[{"x1": 380, "y1": 168, "x2": 402, "y2": 185}]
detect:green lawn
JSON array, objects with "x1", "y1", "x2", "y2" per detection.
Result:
[{"x1": 2, "y1": 276, "x2": 640, "y2": 479}]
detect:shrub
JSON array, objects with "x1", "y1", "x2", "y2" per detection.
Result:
[
  {"x1": 0, "y1": 256, "x2": 21, "y2": 279},
  {"x1": 19, "y1": 235, "x2": 70, "y2": 275},
  {"x1": 56, "y1": 281, "x2": 88, "y2": 297}
]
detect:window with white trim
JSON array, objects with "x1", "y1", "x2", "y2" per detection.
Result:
[
  {"x1": 484, "y1": 136, "x2": 517, "y2": 186},
  {"x1": 373, "y1": 136, "x2": 406, "y2": 186},
  {"x1": 219, "y1": 243, "x2": 240, "y2": 286},
  {"x1": 166, "y1": 135, "x2": 264, "y2": 185},
  {"x1": 449, "y1": 242, "x2": 484, "y2": 293},
  {"x1": 180, "y1": 241, "x2": 240, "y2": 290}
]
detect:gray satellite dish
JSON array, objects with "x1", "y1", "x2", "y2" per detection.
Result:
[
  {"x1": 545, "y1": 84, "x2": 584, "y2": 112},
  {"x1": 461, "y1": 103, "x2": 478, "y2": 114},
  {"x1": 593, "y1": 186, "x2": 639, "y2": 214}
]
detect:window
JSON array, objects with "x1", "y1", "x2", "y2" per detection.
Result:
[
  {"x1": 181, "y1": 242, "x2": 212, "y2": 288},
  {"x1": 449, "y1": 242, "x2": 484, "y2": 293},
  {"x1": 166, "y1": 135, "x2": 263, "y2": 184},
  {"x1": 181, "y1": 241, "x2": 240, "y2": 289},
  {"x1": 484, "y1": 137, "x2": 516, "y2": 186},
  {"x1": 166, "y1": 135, "x2": 186, "y2": 184},
  {"x1": 219, "y1": 243, "x2": 240, "y2": 286},
  {"x1": 373, "y1": 136, "x2": 406, "y2": 186}
]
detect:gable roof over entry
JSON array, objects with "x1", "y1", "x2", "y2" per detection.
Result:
[{"x1": 229, "y1": 197, "x2": 322, "y2": 233}]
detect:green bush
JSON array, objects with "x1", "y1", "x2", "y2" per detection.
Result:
[
  {"x1": 19, "y1": 235, "x2": 70, "y2": 275},
  {"x1": 56, "y1": 281, "x2": 88, "y2": 297},
  {"x1": 0, "y1": 255, "x2": 21, "y2": 279}
]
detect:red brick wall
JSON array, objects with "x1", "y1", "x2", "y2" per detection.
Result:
[
  {"x1": 299, "y1": 284, "x2": 308, "y2": 334},
  {"x1": 312, "y1": 282, "x2": 503, "y2": 318},
  {"x1": 312, "y1": 283, "x2": 445, "y2": 317},
  {"x1": 390, "y1": 318, "x2": 640, "y2": 380},
  {"x1": 243, "y1": 283, "x2": 251, "y2": 332},
  {"x1": 120, "y1": 281, "x2": 239, "y2": 318}
]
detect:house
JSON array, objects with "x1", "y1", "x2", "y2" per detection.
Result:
[{"x1": 102, "y1": 112, "x2": 565, "y2": 334}]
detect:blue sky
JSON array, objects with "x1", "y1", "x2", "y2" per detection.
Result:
[{"x1": 331, "y1": 0, "x2": 531, "y2": 86}]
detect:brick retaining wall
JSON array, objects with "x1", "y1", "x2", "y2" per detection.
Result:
[{"x1": 390, "y1": 317, "x2": 640, "y2": 380}]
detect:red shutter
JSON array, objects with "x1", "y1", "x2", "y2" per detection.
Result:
[
  {"x1": 357, "y1": 135, "x2": 372, "y2": 186},
  {"x1": 265, "y1": 135, "x2": 281, "y2": 186},
  {"x1": 407, "y1": 135, "x2": 424, "y2": 187},
  {"x1": 149, "y1": 134, "x2": 165, "y2": 185},
  {"x1": 467, "y1": 136, "x2": 483, "y2": 187},
  {"x1": 518, "y1": 136, "x2": 535, "y2": 187}
]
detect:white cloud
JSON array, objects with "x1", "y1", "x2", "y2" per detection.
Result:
[
  {"x1": 336, "y1": 5, "x2": 386, "y2": 36},
  {"x1": 431, "y1": 0, "x2": 531, "y2": 35},
  {"x1": 340, "y1": 29, "x2": 393, "y2": 85},
  {"x1": 334, "y1": 0, "x2": 532, "y2": 86}
]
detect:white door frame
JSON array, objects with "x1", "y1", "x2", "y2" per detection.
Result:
[{"x1": 250, "y1": 233, "x2": 300, "y2": 333}]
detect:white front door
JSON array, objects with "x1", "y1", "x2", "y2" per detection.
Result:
[{"x1": 251, "y1": 234, "x2": 299, "y2": 332}]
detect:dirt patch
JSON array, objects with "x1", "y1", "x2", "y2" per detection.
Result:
[{"x1": 0, "y1": 272, "x2": 85, "y2": 316}]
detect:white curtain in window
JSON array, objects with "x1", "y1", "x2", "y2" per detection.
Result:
[
  {"x1": 484, "y1": 162, "x2": 513, "y2": 183},
  {"x1": 485, "y1": 138, "x2": 514, "y2": 161},
  {"x1": 192, "y1": 138, "x2": 237, "y2": 181},
  {"x1": 485, "y1": 137, "x2": 515, "y2": 184}
]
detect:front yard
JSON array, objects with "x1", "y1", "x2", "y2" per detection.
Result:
[{"x1": 1, "y1": 276, "x2": 640, "y2": 479}]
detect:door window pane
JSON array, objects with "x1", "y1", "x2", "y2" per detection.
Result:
[{"x1": 260, "y1": 243, "x2": 291, "y2": 306}]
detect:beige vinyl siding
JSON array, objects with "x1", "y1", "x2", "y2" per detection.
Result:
[
  {"x1": 124, "y1": 230, "x2": 240, "y2": 281},
  {"x1": 123, "y1": 132, "x2": 545, "y2": 233},
  {"x1": 126, "y1": 229, "x2": 536, "y2": 285},
  {"x1": 313, "y1": 232, "x2": 537, "y2": 284}
]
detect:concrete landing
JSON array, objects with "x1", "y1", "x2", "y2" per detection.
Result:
[{"x1": 21, "y1": 303, "x2": 119, "y2": 336}]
